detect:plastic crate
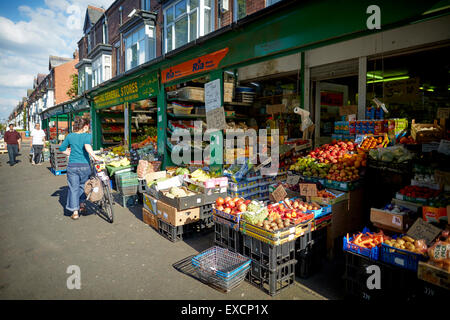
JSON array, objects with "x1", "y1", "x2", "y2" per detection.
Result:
[
  {"x1": 118, "y1": 184, "x2": 138, "y2": 196},
  {"x1": 379, "y1": 242, "x2": 426, "y2": 272},
  {"x1": 116, "y1": 193, "x2": 139, "y2": 208},
  {"x1": 116, "y1": 172, "x2": 139, "y2": 188},
  {"x1": 296, "y1": 227, "x2": 328, "y2": 278},
  {"x1": 241, "y1": 233, "x2": 296, "y2": 271},
  {"x1": 157, "y1": 219, "x2": 196, "y2": 242},
  {"x1": 245, "y1": 260, "x2": 296, "y2": 296},
  {"x1": 214, "y1": 221, "x2": 242, "y2": 253},
  {"x1": 191, "y1": 246, "x2": 251, "y2": 292},
  {"x1": 200, "y1": 204, "x2": 213, "y2": 219},
  {"x1": 296, "y1": 230, "x2": 313, "y2": 252},
  {"x1": 342, "y1": 228, "x2": 380, "y2": 261},
  {"x1": 212, "y1": 214, "x2": 239, "y2": 232}
]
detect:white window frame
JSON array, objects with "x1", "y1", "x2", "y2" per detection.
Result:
[
  {"x1": 92, "y1": 56, "x2": 102, "y2": 87},
  {"x1": 163, "y1": 0, "x2": 214, "y2": 53},
  {"x1": 124, "y1": 25, "x2": 156, "y2": 72}
]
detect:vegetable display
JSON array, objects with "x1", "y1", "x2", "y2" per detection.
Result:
[{"x1": 346, "y1": 230, "x2": 387, "y2": 249}]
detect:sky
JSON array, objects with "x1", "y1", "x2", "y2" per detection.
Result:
[{"x1": 0, "y1": 0, "x2": 115, "y2": 121}]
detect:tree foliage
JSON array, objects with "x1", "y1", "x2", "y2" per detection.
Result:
[{"x1": 67, "y1": 73, "x2": 78, "y2": 99}]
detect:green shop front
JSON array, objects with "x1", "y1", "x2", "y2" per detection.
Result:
[{"x1": 89, "y1": 71, "x2": 159, "y2": 152}]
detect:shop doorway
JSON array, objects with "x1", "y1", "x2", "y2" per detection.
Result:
[{"x1": 314, "y1": 82, "x2": 348, "y2": 145}]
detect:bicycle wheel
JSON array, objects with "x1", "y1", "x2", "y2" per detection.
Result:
[{"x1": 102, "y1": 182, "x2": 114, "y2": 223}]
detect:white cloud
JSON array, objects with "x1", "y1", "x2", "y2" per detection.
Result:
[{"x1": 0, "y1": 0, "x2": 114, "y2": 120}]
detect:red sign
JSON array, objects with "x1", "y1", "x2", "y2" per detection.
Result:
[
  {"x1": 161, "y1": 48, "x2": 229, "y2": 84},
  {"x1": 321, "y1": 91, "x2": 344, "y2": 106}
]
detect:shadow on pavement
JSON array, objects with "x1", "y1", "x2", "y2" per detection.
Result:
[{"x1": 51, "y1": 186, "x2": 71, "y2": 217}]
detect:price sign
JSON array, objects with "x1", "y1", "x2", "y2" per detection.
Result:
[
  {"x1": 271, "y1": 185, "x2": 287, "y2": 203},
  {"x1": 205, "y1": 79, "x2": 221, "y2": 112},
  {"x1": 206, "y1": 107, "x2": 227, "y2": 131},
  {"x1": 299, "y1": 183, "x2": 318, "y2": 197},
  {"x1": 286, "y1": 174, "x2": 300, "y2": 185},
  {"x1": 407, "y1": 218, "x2": 442, "y2": 246}
]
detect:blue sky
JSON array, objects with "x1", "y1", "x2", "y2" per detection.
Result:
[{"x1": 0, "y1": 0, "x2": 114, "y2": 121}]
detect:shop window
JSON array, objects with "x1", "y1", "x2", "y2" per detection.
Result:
[
  {"x1": 366, "y1": 46, "x2": 450, "y2": 123},
  {"x1": 124, "y1": 25, "x2": 155, "y2": 72},
  {"x1": 164, "y1": 0, "x2": 213, "y2": 53}
]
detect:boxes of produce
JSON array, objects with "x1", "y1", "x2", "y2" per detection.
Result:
[
  {"x1": 418, "y1": 261, "x2": 450, "y2": 290},
  {"x1": 212, "y1": 213, "x2": 240, "y2": 232},
  {"x1": 411, "y1": 119, "x2": 443, "y2": 143},
  {"x1": 370, "y1": 205, "x2": 414, "y2": 233},
  {"x1": 324, "y1": 179, "x2": 362, "y2": 192},
  {"x1": 343, "y1": 228, "x2": 383, "y2": 260},
  {"x1": 422, "y1": 206, "x2": 448, "y2": 224},
  {"x1": 142, "y1": 207, "x2": 159, "y2": 230},
  {"x1": 380, "y1": 235, "x2": 428, "y2": 272},
  {"x1": 143, "y1": 193, "x2": 158, "y2": 214},
  {"x1": 158, "y1": 186, "x2": 204, "y2": 210},
  {"x1": 311, "y1": 189, "x2": 348, "y2": 205},
  {"x1": 156, "y1": 200, "x2": 200, "y2": 227},
  {"x1": 395, "y1": 185, "x2": 440, "y2": 205}
]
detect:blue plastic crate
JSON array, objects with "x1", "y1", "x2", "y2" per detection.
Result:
[
  {"x1": 342, "y1": 228, "x2": 379, "y2": 261},
  {"x1": 379, "y1": 242, "x2": 426, "y2": 272}
]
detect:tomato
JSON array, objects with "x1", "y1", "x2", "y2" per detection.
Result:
[
  {"x1": 224, "y1": 196, "x2": 232, "y2": 204},
  {"x1": 232, "y1": 197, "x2": 240, "y2": 203},
  {"x1": 216, "y1": 197, "x2": 225, "y2": 206},
  {"x1": 216, "y1": 205, "x2": 224, "y2": 211},
  {"x1": 236, "y1": 199, "x2": 244, "y2": 206},
  {"x1": 244, "y1": 200, "x2": 251, "y2": 205},
  {"x1": 286, "y1": 213, "x2": 292, "y2": 219},
  {"x1": 228, "y1": 201, "x2": 236, "y2": 208},
  {"x1": 291, "y1": 212, "x2": 297, "y2": 218},
  {"x1": 223, "y1": 207, "x2": 231, "y2": 214}
]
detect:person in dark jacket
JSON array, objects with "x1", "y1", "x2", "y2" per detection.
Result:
[{"x1": 4, "y1": 124, "x2": 22, "y2": 166}]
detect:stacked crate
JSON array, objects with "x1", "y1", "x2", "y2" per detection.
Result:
[
  {"x1": 50, "y1": 144, "x2": 68, "y2": 175},
  {"x1": 115, "y1": 172, "x2": 139, "y2": 207}
]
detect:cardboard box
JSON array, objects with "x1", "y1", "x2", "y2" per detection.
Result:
[
  {"x1": 142, "y1": 208, "x2": 159, "y2": 230},
  {"x1": 143, "y1": 193, "x2": 158, "y2": 214},
  {"x1": 266, "y1": 104, "x2": 287, "y2": 114},
  {"x1": 157, "y1": 200, "x2": 200, "y2": 226},
  {"x1": 144, "y1": 170, "x2": 166, "y2": 182},
  {"x1": 422, "y1": 206, "x2": 448, "y2": 224},
  {"x1": 339, "y1": 105, "x2": 357, "y2": 116},
  {"x1": 418, "y1": 261, "x2": 450, "y2": 290},
  {"x1": 370, "y1": 208, "x2": 412, "y2": 232}
]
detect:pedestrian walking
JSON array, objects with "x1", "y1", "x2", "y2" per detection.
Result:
[
  {"x1": 4, "y1": 124, "x2": 22, "y2": 166},
  {"x1": 30, "y1": 123, "x2": 46, "y2": 165},
  {"x1": 59, "y1": 116, "x2": 101, "y2": 220}
]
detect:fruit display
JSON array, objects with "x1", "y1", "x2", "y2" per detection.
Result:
[
  {"x1": 359, "y1": 135, "x2": 387, "y2": 150},
  {"x1": 315, "y1": 189, "x2": 337, "y2": 199},
  {"x1": 383, "y1": 235, "x2": 427, "y2": 256},
  {"x1": 326, "y1": 162, "x2": 361, "y2": 182},
  {"x1": 215, "y1": 196, "x2": 251, "y2": 216},
  {"x1": 382, "y1": 203, "x2": 413, "y2": 215},
  {"x1": 267, "y1": 198, "x2": 318, "y2": 221},
  {"x1": 132, "y1": 135, "x2": 156, "y2": 149},
  {"x1": 426, "y1": 230, "x2": 450, "y2": 272},
  {"x1": 289, "y1": 157, "x2": 331, "y2": 178},
  {"x1": 190, "y1": 169, "x2": 211, "y2": 182},
  {"x1": 308, "y1": 140, "x2": 358, "y2": 164},
  {"x1": 163, "y1": 186, "x2": 197, "y2": 198},
  {"x1": 241, "y1": 200, "x2": 269, "y2": 225},
  {"x1": 398, "y1": 185, "x2": 440, "y2": 199},
  {"x1": 399, "y1": 135, "x2": 417, "y2": 145}
]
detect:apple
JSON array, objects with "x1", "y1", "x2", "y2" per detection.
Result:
[
  {"x1": 223, "y1": 207, "x2": 231, "y2": 214},
  {"x1": 217, "y1": 205, "x2": 224, "y2": 211},
  {"x1": 238, "y1": 204, "x2": 247, "y2": 212}
]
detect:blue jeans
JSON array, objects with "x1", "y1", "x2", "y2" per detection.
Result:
[
  {"x1": 66, "y1": 163, "x2": 92, "y2": 212},
  {"x1": 7, "y1": 144, "x2": 19, "y2": 164}
]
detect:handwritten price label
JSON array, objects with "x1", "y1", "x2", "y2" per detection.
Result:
[
  {"x1": 272, "y1": 185, "x2": 287, "y2": 203},
  {"x1": 299, "y1": 183, "x2": 317, "y2": 197},
  {"x1": 286, "y1": 175, "x2": 300, "y2": 185}
]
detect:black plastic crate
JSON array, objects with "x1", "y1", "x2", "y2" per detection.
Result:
[
  {"x1": 344, "y1": 276, "x2": 385, "y2": 302},
  {"x1": 214, "y1": 221, "x2": 242, "y2": 253},
  {"x1": 200, "y1": 204, "x2": 213, "y2": 219},
  {"x1": 157, "y1": 219, "x2": 196, "y2": 243},
  {"x1": 194, "y1": 216, "x2": 214, "y2": 233},
  {"x1": 296, "y1": 230, "x2": 312, "y2": 251},
  {"x1": 296, "y1": 229, "x2": 328, "y2": 278},
  {"x1": 415, "y1": 280, "x2": 449, "y2": 301},
  {"x1": 242, "y1": 234, "x2": 296, "y2": 270},
  {"x1": 245, "y1": 260, "x2": 296, "y2": 296}
]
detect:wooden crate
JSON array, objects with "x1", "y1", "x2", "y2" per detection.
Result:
[
  {"x1": 417, "y1": 261, "x2": 450, "y2": 290},
  {"x1": 411, "y1": 119, "x2": 443, "y2": 143},
  {"x1": 177, "y1": 86, "x2": 204, "y2": 101}
]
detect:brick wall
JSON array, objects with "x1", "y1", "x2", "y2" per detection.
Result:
[
  {"x1": 78, "y1": 36, "x2": 87, "y2": 60},
  {"x1": 247, "y1": 0, "x2": 266, "y2": 16},
  {"x1": 53, "y1": 58, "x2": 78, "y2": 104},
  {"x1": 217, "y1": 0, "x2": 267, "y2": 28}
]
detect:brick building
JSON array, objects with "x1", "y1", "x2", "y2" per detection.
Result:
[{"x1": 76, "y1": 0, "x2": 280, "y2": 93}]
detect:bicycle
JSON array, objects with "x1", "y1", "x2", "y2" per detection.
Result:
[{"x1": 89, "y1": 157, "x2": 115, "y2": 223}]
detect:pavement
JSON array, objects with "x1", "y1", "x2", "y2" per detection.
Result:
[{"x1": 0, "y1": 145, "x2": 344, "y2": 300}]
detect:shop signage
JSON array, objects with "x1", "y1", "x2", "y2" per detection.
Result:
[
  {"x1": 161, "y1": 48, "x2": 229, "y2": 84},
  {"x1": 272, "y1": 185, "x2": 287, "y2": 203},
  {"x1": 384, "y1": 77, "x2": 420, "y2": 103},
  {"x1": 407, "y1": 218, "x2": 442, "y2": 246},
  {"x1": 93, "y1": 73, "x2": 158, "y2": 109},
  {"x1": 299, "y1": 183, "x2": 318, "y2": 197},
  {"x1": 205, "y1": 79, "x2": 226, "y2": 130},
  {"x1": 320, "y1": 92, "x2": 343, "y2": 107}
]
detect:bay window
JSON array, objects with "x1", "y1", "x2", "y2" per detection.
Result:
[
  {"x1": 124, "y1": 25, "x2": 156, "y2": 71},
  {"x1": 234, "y1": 0, "x2": 246, "y2": 21},
  {"x1": 164, "y1": 0, "x2": 214, "y2": 53}
]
